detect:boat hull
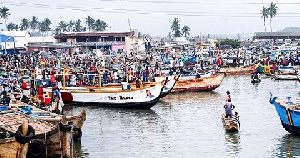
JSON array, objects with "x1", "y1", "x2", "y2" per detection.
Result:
[
  {"x1": 273, "y1": 74, "x2": 299, "y2": 80},
  {"x1": 172, "y1": 73, "x2": 225, "y2": 92},
  {"x1": 65, "y1": 84, "x2": 164, "y2": 109},
  {"x1": 71, "y1": 96, "x2": 160, "y2": 109},
  {"x1": 222, "y1": 113, "x2": 239, "y2": 132},
  {"x1": 270, "y1": 95, "x2": 300, "y2": 135},
  {"x1": 281, "y1": 121, "x2": 300, "y2": 136}
]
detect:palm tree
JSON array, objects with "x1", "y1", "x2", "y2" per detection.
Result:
[
  {"x1": 268, "y1": 2, "x2": 277, "y2": 32},
  {"x1": 74, "y1": 19, "x2": 83, "y2": 32},
  {"x1": 6, "y1": 22, "x2": 15, "y2": 31},
  {"x1": 58, "y1": 21, "x2": 68, "y2": 32},
  {"x1": 67, "y1": 20, "x2": 75, "y2": 32},
  {"x1": 181, "y1": 25, "x2": 190, "y2": 37},
  {"x1": 39, "y1": 18, "x2": 52, "y2": 35},
  {"x1": 171, "y1": 18, "x2": 181, "y2": 37},
  {"x1": 85, "y1": 16, "x2": 95, "y2": 32},
  {"x1": 93, "y1": 19, "x2": 108, "y2": 31},
  {"x1": 20, "y1": 18, "x2": 30, "y2": 31},
  {"x1": 30, "y1": 16, "x2": 39, "y2": 33},
  {"x1": 0, "y1": 6, "x2": 10, "y2": 29},
  {"x1": 260, "y1": 7, "x2": 269, "y2": 32},
  {"x1": 53, "y1": 27, "x2": 61, "y2": 35}
]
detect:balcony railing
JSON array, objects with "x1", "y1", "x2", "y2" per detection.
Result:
[{"x1": 58, "y1": 41, "x2": 125, "y2": 46}]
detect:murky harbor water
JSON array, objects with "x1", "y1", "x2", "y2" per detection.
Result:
[{"x1": 72, "y1": 75, "x2": 300, "y2": 158}]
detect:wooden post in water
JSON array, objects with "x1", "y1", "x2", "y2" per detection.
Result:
[
  {"x1": 61, "y1": 115, "x2": 71, "y2": 158},
  {"x1": 17, "y1": 121, "x2": 29, "y2": 158}
]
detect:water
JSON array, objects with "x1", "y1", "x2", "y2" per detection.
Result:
[{"x1": 71, "y1": 75, "x2": 300, "y2": 158}]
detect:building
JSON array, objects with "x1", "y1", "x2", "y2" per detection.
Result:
[
  {"x1": 253, "y1": 32, "x2": 300, "y2": 40},
  {"x1": 54, "y1": 30, "x2": 145, "y2": 53},
  {"x1": 0, "y1": 31, "x2": 55, "y2": 54}
]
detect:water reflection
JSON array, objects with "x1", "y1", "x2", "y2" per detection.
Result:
[
  {"x1": 272, "y1": 134, "x2": 300, "y2": 158},
  {"x1": 72, "y1": 141, "x2": 89, "y2": 158},
  {"x1": 224, "y1": 132, "x2": 241, "y2": 156}
]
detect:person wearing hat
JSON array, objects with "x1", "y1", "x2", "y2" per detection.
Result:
[{"x1": 226, "y1": 91, "x2": 231, "y2": 102}]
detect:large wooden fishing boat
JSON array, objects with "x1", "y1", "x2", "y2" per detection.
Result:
[
  {"x1": 58, "y1": 80, "x2": 167, "y2": 109},
  {"x1": 0, "y1": 112, "x2": 76, "y2": 157},
  {"x1": 171, "y1": 72, "x2": 225, "y2": 92},
  {"x1": 270, "y1": 94, "x2": 300, "y2": 135}
]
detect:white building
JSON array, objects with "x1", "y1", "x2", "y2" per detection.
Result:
[{"x1": 1, "y1": 31, "x2": 55, "y2": 51}]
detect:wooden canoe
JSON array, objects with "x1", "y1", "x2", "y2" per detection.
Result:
[{"x1": 222, "y1": 113, "x2": 239, "y2": 132}]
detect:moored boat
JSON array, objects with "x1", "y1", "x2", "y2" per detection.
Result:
[
  {"x1": 0, "y1": 113, "x2": 71, "y2": 157},
  {"x1": 219, "y1": 66, "x2": 256, "y2": 75},
  {"x1": 62, "y1": 81, "x2": 167, "y2": 109},
  {"x1": 171, "y1": 72, "x2": 225, "y2": 92},
  {"x1": 270, "y1": 94, "x2": 300, "y2": 135},
  {"x1": 273, "y1": 74, "x2": 299, "y2": 80}
]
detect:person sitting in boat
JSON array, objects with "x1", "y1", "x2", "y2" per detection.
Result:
[
  {"x1": 226, "y1": 91, "x2": 231, "y2": 102},
  {"x1": 231, "y1": 112, "x2": 240, "y2": 127},
  {"x1": 224, "y1": 99, "x2": 235, "y2": 118}
]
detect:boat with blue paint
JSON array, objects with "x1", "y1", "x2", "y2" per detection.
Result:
[{"x1": 269, "y1": 93, "x2": 300, "y2": 135}]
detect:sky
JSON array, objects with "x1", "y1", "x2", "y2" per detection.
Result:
[{"x1": 1, "y1": 0, "x2": 300, "y2": 37}]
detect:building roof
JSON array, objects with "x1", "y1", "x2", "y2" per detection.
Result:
[
  {"x1": 54, "y1": 31, "x2": 135, "y2": 39},
  {"x1": 253, "y1": 32, "x2": 300, "y2": 39},
  {"x1": 1, "y1": 31, "x2": 30, "y2": 37},
  {"x1": 0, "y1": 34, "x2": 14, "y2": 42}
]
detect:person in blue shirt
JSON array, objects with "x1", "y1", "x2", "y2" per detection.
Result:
[
  {"x1": 52, "y1": 85, "x2": 61, "y2": 102},
  {"x1": 224, "y1": 99, "x2": 235, "y2": 118}
]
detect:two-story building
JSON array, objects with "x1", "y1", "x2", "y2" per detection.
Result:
[{"x1": 54, "y1": 29, "x2": 145, "y2": 53}]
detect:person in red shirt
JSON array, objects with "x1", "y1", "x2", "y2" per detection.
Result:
[
  {"x1": 22, "y1": 81, "x2": 28, "y2": 90},
  {"x1": 50, "y1": 73, "x2": 56, "y2": 86},
  {"x1": 37, "y1": 84, "x2": 44, "y2": 104}
]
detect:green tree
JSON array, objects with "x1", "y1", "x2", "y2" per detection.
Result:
[
  {"x1": 6, "y1": 22, "x2": 17, "y2": 31},
  {"x1": 74, "y1": 19, "x2": 84, "y2": 32},
  {"x1": 53, "y1": 27, "x2": 61, "y2": 35},
  {"x1": 30, "y1": 16, "x2": 39, "y2": 32},
  {"x1": 20, "y1": 18, "x2": 30, "y2": 31},
  {"x1": 0, "y1": 6, "x2": 10, "y2": 29},
  {"x1": 67, "y1": 20, "x2": 75, "y2": 32},
  {"x1": 58, "y1": 21, "x2": 68, "y2": 32},
  {"x1": 85, "y1": 16, "x2": 95, "y2": 32},
  {"x1": 220, "y1": 38, "x2": 240, "y2": 49},
  {"x1": 93, "y1": 19, "x2": 108, "y2": 31},
  {"x1": 260, "y1": 6, "x2": 269, "y2": 32},
  {"x1": 181, "y1": 25, "x2": 190, "y2": 37},
  {"x1": 39, "y1": 18, "x2": 52, "y2": 35},
  {"x1": 268, "y1": 2, "x2": 277, "y2": 32},
  {"x1": 171, "y1": 18, "x2": 181, "y2": 37}
]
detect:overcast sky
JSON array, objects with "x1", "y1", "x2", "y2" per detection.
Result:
[{"x1": 1, "y1": 0, "x2": 300, "y2": 37}]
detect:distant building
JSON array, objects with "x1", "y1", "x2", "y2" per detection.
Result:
[
  {"x1": 54, "y1": 30, "x2": 145, "y2": 53},
  {"x1": 1, "y1": 31, "x2": 55, "y2": 54},
  {"x1": 253, "y1": 32, "x2": 300, "y2": 40}
]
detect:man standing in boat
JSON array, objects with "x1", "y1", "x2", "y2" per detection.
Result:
[{"x1": 224, "y1": 99, "x2": 235, "y2": 118}]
